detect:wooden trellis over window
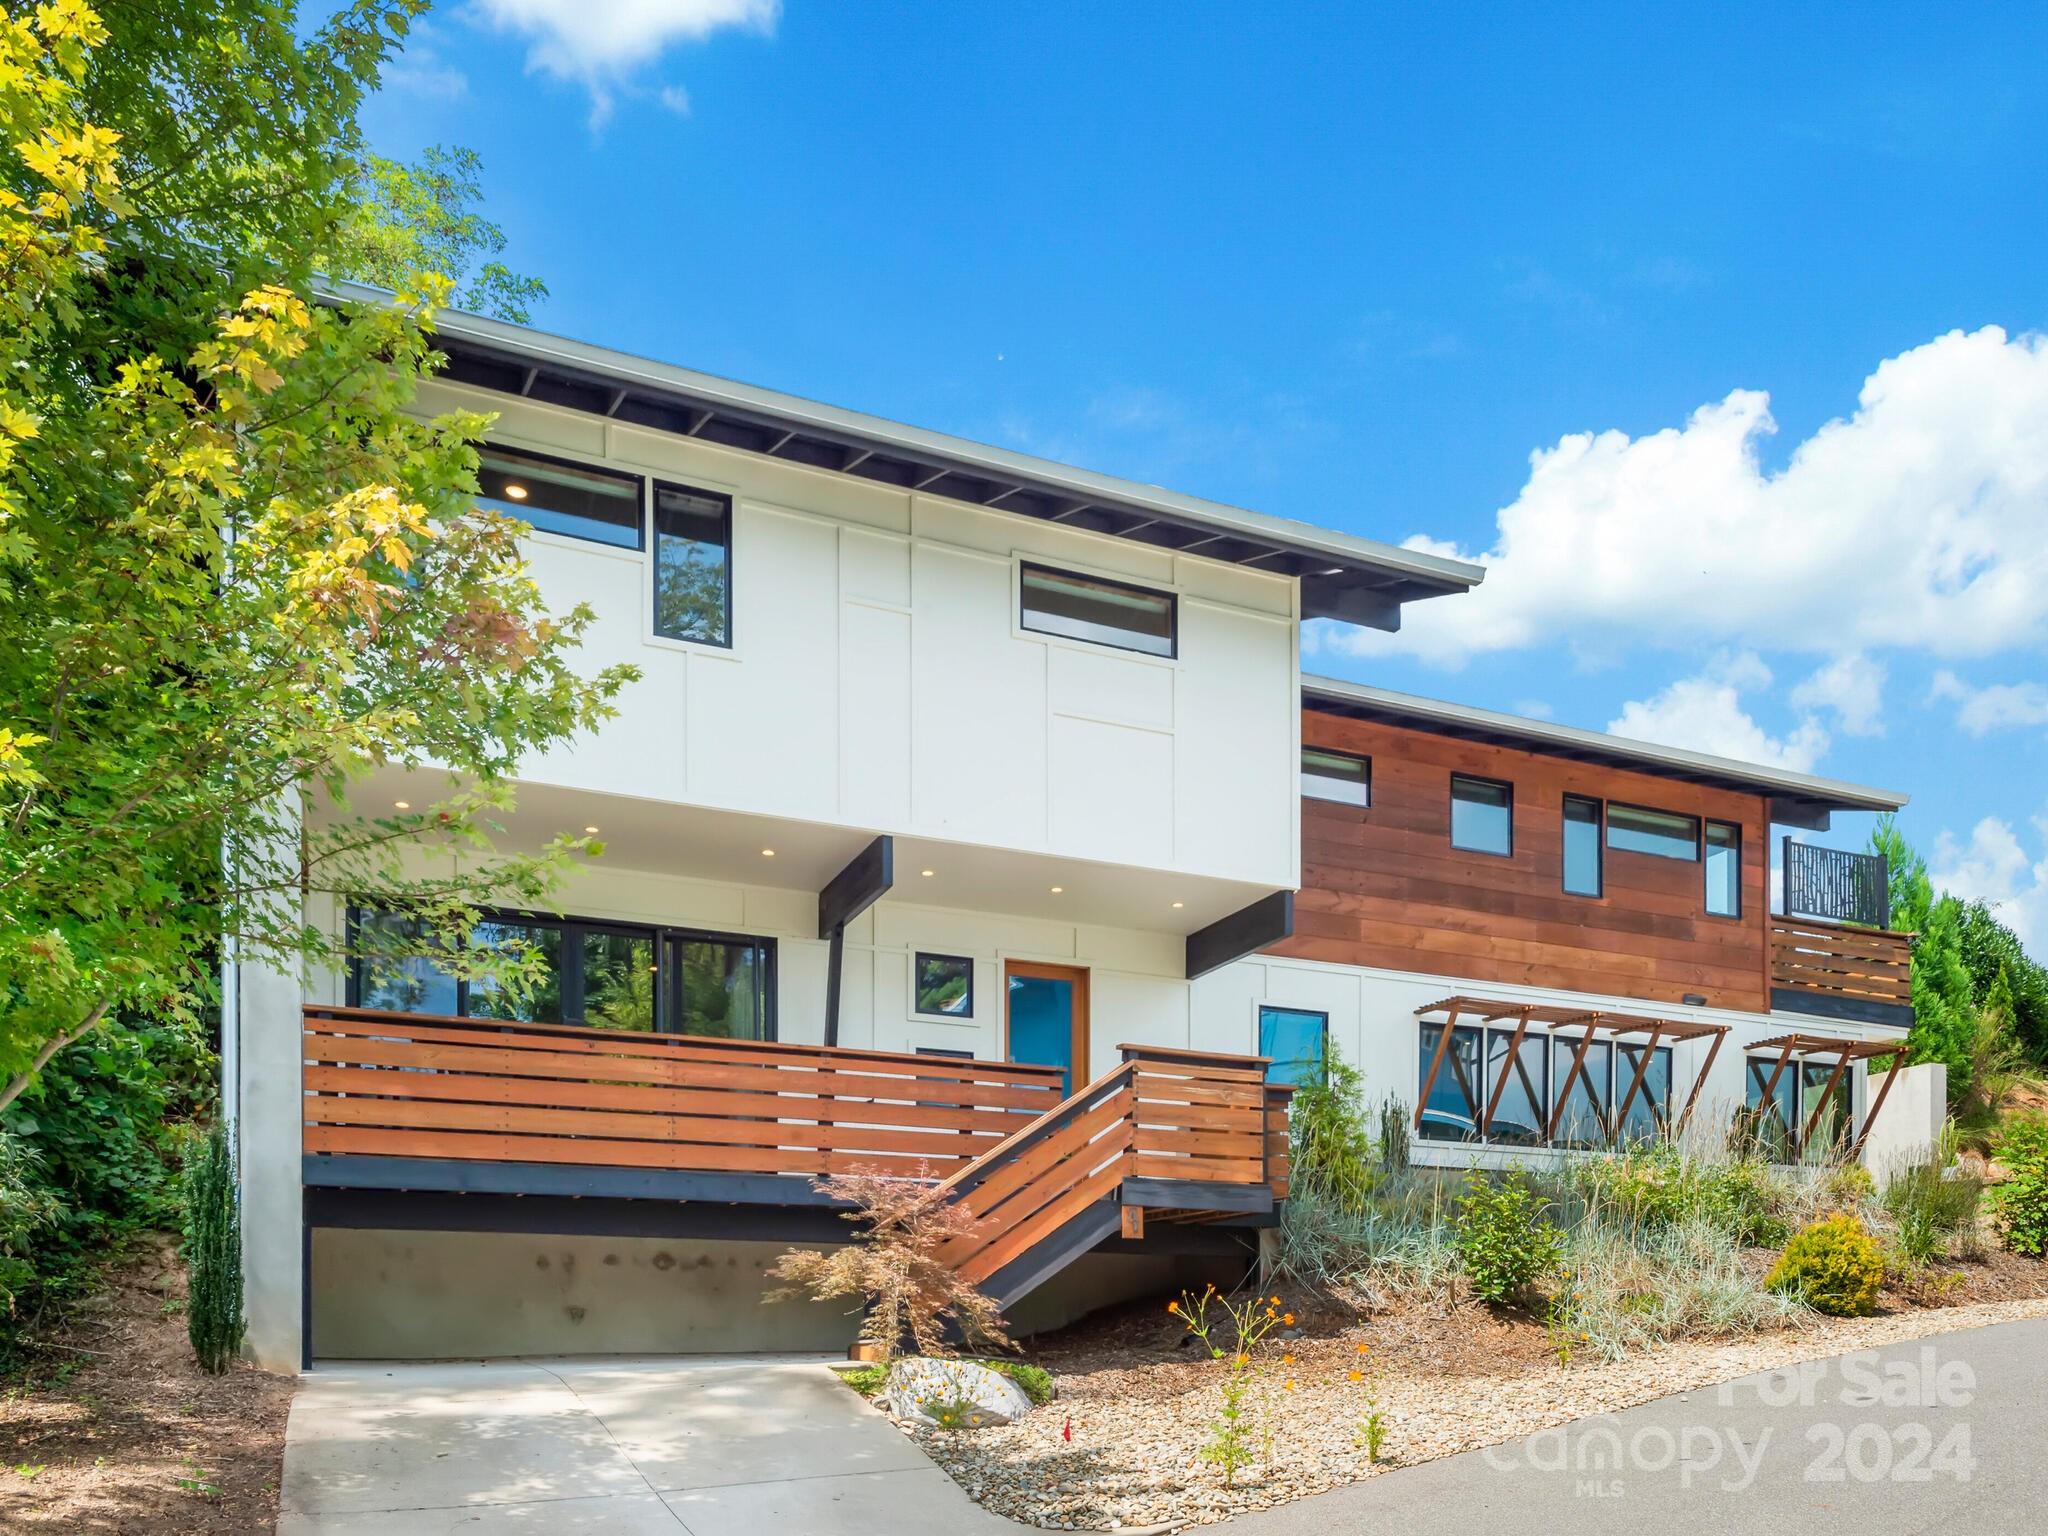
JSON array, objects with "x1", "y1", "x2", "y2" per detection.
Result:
[
  {"x1": 1413, "y1": 996, "x2": 1730, "y2": 1147},
  {"x1": 1744, "y1": 1033, "x2": 1910, "y2": 1161}
]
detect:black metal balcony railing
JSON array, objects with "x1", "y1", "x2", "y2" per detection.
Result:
[{"x1": 1782, "y1": 838, "x2": 1890, "y2": 929}]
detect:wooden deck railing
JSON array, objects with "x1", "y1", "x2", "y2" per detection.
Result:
[
  {"x1": 937, "y1": 1044, "x2": 1293, "y2": 1286},
  {"x1": 301, "y1": 1004, "x2": 1068, "y2": 1179},
  {"x1": 1768, "y1": 920, "x2": 1914, "y2": 1011}
]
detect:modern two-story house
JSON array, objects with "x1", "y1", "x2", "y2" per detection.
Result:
[{"x1": 228, "y1": 297, "x2": 1921, "y2": 1371}]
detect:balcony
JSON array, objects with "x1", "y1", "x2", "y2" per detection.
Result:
[{"x1": 1771, "y1": 841, "x2": 1913, "y2": 1029}]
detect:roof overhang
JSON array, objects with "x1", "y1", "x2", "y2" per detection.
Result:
[
  {"x1": 1305, "y1": 675, "x2": 1908, "y2": 827},
  {"x1": 321, "y1": 281, "x2": 1484, "y2": 630}
]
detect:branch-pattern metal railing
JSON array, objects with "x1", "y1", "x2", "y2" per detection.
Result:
[{"x1": 1782, "y1": 838, "x2": 1890, "y2": 928}]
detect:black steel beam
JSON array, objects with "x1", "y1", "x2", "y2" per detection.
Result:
[
  {"x1": 1119, "y1": 1176, "x2": 1273, "y2": 1214},
  {"x1": 301, "y1": 1154, "x2": 852, "y2": 1209},
  {"x1": 1186, "y1": 890, "x2": 1293, "y2": 980},
  {"x1": 307, "y1": 1186, "x2": 856, "y2": 1243},
  {"x1": 1770, "y1": 988, "x2": 1915, "y2": 1031},
  {"x1": 818, "y1": 835, "x2": 893, "y2": 941}
]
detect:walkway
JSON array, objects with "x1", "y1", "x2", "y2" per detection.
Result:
[{"x1": 279, "y1": 1355, "x2": 1024, "y2": 1534}]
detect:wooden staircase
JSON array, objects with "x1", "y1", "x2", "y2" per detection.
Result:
[{"x1": 936, "y1": 1045, "x2": 1294, "y2": 1309}]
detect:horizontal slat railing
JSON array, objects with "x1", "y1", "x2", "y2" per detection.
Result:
[
  {"x1": 1769, "y1": 920, "x2": 1914, "y2": 1008},
  {"x1": 301, "y1": 1004, "x2": 1067, "y2": 1179},
  {"x1": 1124, "y1": 1043, "x2": 1278, "y2": 1185}
]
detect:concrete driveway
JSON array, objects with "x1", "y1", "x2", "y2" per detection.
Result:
[{"x1": 279, "y1": 1355, "x2": 1026, "y2": 1535}]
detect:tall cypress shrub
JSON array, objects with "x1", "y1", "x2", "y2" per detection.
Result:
[{"x1": 184, "y1": 1123, "x2": 243, "y2": 1374}]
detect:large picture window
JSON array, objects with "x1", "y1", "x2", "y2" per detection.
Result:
[
  {"x1": 475, "y1": 447, "x2": 644, "y2": 549},
  {"x1": 1019, "y1": 563, "x2": 1176, "y2": 658},
  {"x1": 653, "y1": 481, "x2": 733, "y2": 646},
  {"x1": 347, "y1": 905, "x2": 771, "y2": 1039}
]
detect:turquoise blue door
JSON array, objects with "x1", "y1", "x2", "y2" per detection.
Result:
[{"x1": 1005, "y1": 962, "x2": 1088, "y2": 1098}]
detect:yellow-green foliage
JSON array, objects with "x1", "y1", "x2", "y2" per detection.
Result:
[{"x1": 1765, "y1": 1214, "x2": 1884, "y2": 1317}]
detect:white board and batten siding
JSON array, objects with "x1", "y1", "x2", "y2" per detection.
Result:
[{"x1": 416, "y1": 380, "x2": 1303, "y2": 891}]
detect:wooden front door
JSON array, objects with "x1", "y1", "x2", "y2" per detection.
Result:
[{"x1": 1004, "y1": 960, "x2": 1090, "y2": 1098}]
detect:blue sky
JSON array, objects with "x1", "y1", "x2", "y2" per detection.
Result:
[{"x1": 364, "y1": 1, "x2": 2048, "y2": 952}]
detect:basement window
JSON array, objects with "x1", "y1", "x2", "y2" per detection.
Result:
[
  {"x1": 1020, "y1": 563, "x2": 1176, "y2": 658},
  {"x1": 476, "y1": 447, "x2": 644, "y2": 549}
]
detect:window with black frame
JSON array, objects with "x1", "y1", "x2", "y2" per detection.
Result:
[
  {"x1": 1744, "y1": 1055, "x2": 1799, "y2": 1163},
  {"x1": 1019, "y1": 563, "x2": 1176, "y2": 658},
  {"x1": 652, "y1": 481, "x2": 733, "y2": 647},
  {"x1": 1705, "y1": 820, "x2": 1741, "y2": 916},
  {"x1": 1614, "y1": 1040, "x2": 1673, "y2": 1145},
  {"x1": 1450, "y1": 774, "x2": 1512, "y2": 856},
  {"x1": 475, "y1": 447, "x2": 644, "y2": 549},
  {"x1": 1551, "y1": 1036, "x2": 1613, "y2": 1149},
  {"x1": 1483, "y1": 1027, "x2": 1550, "y2": 1145},
  {"x1": 1563, "y1": 794, "x2": 1603, "y2": 896},
  {"x1": 1417, "y1": 1019, "x2": 1483, "y2": 1141},
  {"x1": 346, "y1": 904, "x2": 769, "y2": 1039}
]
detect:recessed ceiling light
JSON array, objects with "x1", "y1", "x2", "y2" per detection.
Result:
[
  {"x1": 1171, "y1": 901, "x2": 1185, "y2": 909},
  {"x1": 584, "y1": 825, "x2": 600, "y2": 834},
  {"x1": 921, "y1": 869, "x2": 935, "y2": 878},
  {"x1": 504, "y1": 483, "x2": 529, "y2": 500},
  {"x1": 393, "y1": 800, "x2": 410, "y2": 810},
  {"x1": 1050, "y1": 885, "x2": 1064, "y2": 894},
  {"x1": 761, "y1": 848, "x2": 776, "y2": 857}
]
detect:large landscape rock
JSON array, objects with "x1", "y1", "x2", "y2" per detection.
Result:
[{"x1": 880, "y1": 1357, "x2": 1033, "y2": 1429}]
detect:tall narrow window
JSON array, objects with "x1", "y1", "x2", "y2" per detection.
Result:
[
  {"x1": 1301, "y1": 747, "x2": 1371, "y2": 807},
  {"x1": 1746, "y1": 1055, "x2": 1798, "y2": 1163},
  {"x1": 652, "y1": 481, "x2": 733, "y2": 646},
  {"x1": 1450, "y1": 774, "x2": 1513, "y2": 856},
  {"x1": 1417, "y1": 1019, "x2": 1483, "y2": 1141},
  {"x1": 668, "y1": 931, "x2": 773, "y2": 1040},
  {"x1": 1552, "y1": 1036, "x2": 1613, "y2": 1149},
  {"x1": 1019, "y1": 564, "x2": 1176, "y2": 658},
  {"x1": 1563, "y1": 794, "x2": 1603, "y2": 896},
  {"x1": 1483, "y1": 1026, "x2": 1549, "y2": 1146},
  {"x1": 476, "y1": 447, "x2": 644, "y2": 549},
  {"x1": 1258, "y1": 1006, "x2": 1329, "y2": 1087},
  {"x1": 1705, "y1": 820, "x2": 1741, "y2": 916}
]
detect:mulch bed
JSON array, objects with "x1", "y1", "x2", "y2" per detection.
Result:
[{"x1": 0, "y1": 1235, "x2": 294, "y2": 1534}]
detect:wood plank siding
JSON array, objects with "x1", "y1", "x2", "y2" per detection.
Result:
[{"x1": 1274, "y1": 710, "x2": 1773, "y2": 1011}]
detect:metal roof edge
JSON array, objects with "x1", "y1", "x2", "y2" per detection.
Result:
[{"x1": 1302, "y1": 674, "x2": 1910, "y2": 813}]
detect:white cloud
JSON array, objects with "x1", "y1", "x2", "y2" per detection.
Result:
[
  {"x1": 383, "y1": 21, "x2": 470, "y2": 97},
  {"x1": 1930, "y1": 670, "x2": 2048, "y2": 736},
  {"x1": 1606, "y1": 652, "x2": 1831, "y2": 771},
  {"x1": 658, "y1": 84, "x2": 693, "y2": 115},
  {"x1": 471, "y1": 0, "x2": 777, "y2": 120},
  {"x1": 1932, "y1": 815, "x2": 2048, "y2": 956},
  {"x1": 1789, "y1": 652, "x2": 1887, "y2": 736},
  {"x1": 1320, "y1": 326, "x2": 2048, "y2": 667}
]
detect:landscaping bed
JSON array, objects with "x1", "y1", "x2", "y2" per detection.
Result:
[
  {"x1": 0, "y1": 1235, "x2": 293, "y2": 1534},
  {"x1": 907, "y1": 1278, "x2": 2048, "y2": 1530}
]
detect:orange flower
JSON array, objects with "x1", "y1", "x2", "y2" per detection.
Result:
[
  {"x1": 1348, "y1": 1369, "x2": 1363, "y2": 1383},
  {"x1": 1234, "y1": 1353, "x2": 1249, "y2": 1368},
  {"x1": 1284, "y1": 1379, "x2": 1297, "y2": 1391},
  {"x1": 1167, "y1": 1300, "x2": 1181, "y2": 1315},
  {"x1": 1270, "y1": 1294, "x2": 1282, "y2": 1305},
  {"x1": 1283, "y1": 1313, "x2": 1296, "y2": 1326},
  {"x1": 1282, "y1": 1353, "x2": 1295, "y2": 1365},
  {"x1": 1355, "y1": 1343, "x2": 1369, "y2": 1355}
]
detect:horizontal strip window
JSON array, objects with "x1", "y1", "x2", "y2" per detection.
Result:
[
  {"x1": 346, "y1": 904, "x2": 774, "y2": 1040},
  {"x1": 652, "y1": 481, "x2": 733, "y2": 647},
  {"x1": 1563, "y1": 794, "x2": 1603, "y2": 897},
  {"x1": 1302, "y1": 747, "x2": 1371, "y2": 807},
  {"x1": 1606, "y1": 803, "x2": 1700, "y2": 861},
  {"x1": 1450, "y1": 774, "x2": 1513, "y2": 856},
  {"x1": 1417, "y1": 1020, "x2": 1670, "y2": 1149},
  {"x1": 476, "y1": 447, "x2": 644, "y2": 549},
  {"x1": 1019, "y1": 562, "x2": 1176, "y2": 658}
]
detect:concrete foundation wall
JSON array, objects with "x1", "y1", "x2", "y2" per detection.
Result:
[
  {"x1": 311, "y1": 1230, "x2": 1237, "y2": 1361},
  {"x1": 1861, "y1": 1062, "x2": 1948, "y2": 1180}
]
